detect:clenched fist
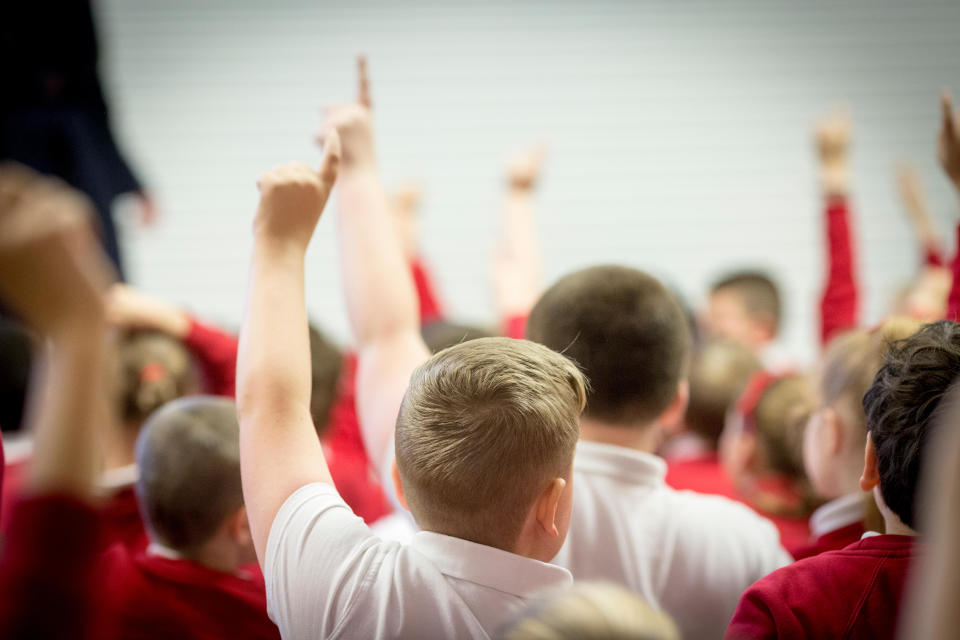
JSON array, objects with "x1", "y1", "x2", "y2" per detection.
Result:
[
  {"x1": 254, "y1": 132, "x2": 341, "y2": 251},
  {"x1": 0, "y1": 163, "x2": 114, "y2": 336}
]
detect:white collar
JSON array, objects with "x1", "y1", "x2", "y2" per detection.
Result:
[
  {"x1": 410, "y1": 531, "x2": 571, "y2": 596},
  {"x1": 573, "y1": 440, "x2": 666, "y2": 487},
  {"x1": 809, "y1": 492, "x2": 865, "y2": 538},
  {"x1": 97, "y1": 463, "x2": 139, "y2": 492},
  {"x1": 1, "y1": 434, "x2": 33, "y2": 464},
  {"x1": 146, "y1": 542, "x2": 183, "y2": 560}
]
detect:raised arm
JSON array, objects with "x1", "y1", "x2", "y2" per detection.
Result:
[
  {"x1": 328, "y1": 58, "x2": 430, "y2": 477},
  {"x1": 815, "y1": 113, "x2": 859, "y2": 345},
  {"x1": 393, "y1": 181, "x2": 446, "y2": 325},
  {"x1": 107, "y1": 284, "x2": 240, "y2": 397},
  {"x1": 0, "y1": 164, "x2": 114, "y2": 639},
  {"x1": 492, "y1": 144, "x2": 546, "y2": 338},
  {"x1": 939, "y1": 92, "x2": 960, "y2": 321},
  {"x1": 898, "y1": 164, "x2": 945, "y2": 267},
  {"x1": 235, "y1": 139, "x2": 341, "y2": 562}
]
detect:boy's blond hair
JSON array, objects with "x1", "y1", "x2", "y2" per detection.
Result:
[
  {"x1": 497, "y1": 581, "x2": 680, "y2": 640},
  {"x1": 819, "y1": 317, "x2": 923, "y2": 431},
  {"x1": 395, "y1": 337, "x2": 587, "y2": 551}
]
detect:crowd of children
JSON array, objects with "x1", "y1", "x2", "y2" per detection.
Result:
[{"x1": 1, "y1": 55, "x2": 960, "y2": 639}]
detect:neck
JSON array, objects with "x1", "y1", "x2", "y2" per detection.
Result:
[
  {"x1": 579, "y1": 417, "x2": 662, "y2": 453},
  {"x1": 184, "y1": 539, "x2": 241, "y2": 573},
  {"x1": 875, "y1": 487, "x2": 919, "y2": 537}
]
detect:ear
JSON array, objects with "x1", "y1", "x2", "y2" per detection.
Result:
[
  {"x1": 391, "y1": 458, "x2": 409, "y2": 511},
  {"x1": 534, "y1": 477, "x2": 567, "y2": 538},
  {"x1": 859, "y1": 432, "x2": 880, "y2": 492},
  {"x1": 822, "y1": 406, "x2": 844, "y2": 456},
  {"x1": 659, "y1": 380, "x2": 690, "y2": 435}
]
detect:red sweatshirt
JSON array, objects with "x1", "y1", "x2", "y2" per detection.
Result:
[
  {"x1": 101, "y1": 545, "x2": 280, "y2": 640},
  {"x1": 791, "y1": 521, "x2": 865, "y2": 561},
  {"x1": 725, "y1": 534, "x2": 917, "y2": 640},
  {"x1": 946, "y1": 225, "x2": 960, "y2": 321},
  {"x1": 410, "y1": 256, "x2": 445, "y2": 325},
  {"x1": 665, "y1": 453, "x2": 740, "y2": 501},
  {"x1": 0, "y1": 495, "x2": 104, "y2": 640},
  {"x1": 820, "y1": 196, "x2": 859, "y2": 345},
  {"x1": 100, "y1": 485, "x2": 149, "y2": 552}
]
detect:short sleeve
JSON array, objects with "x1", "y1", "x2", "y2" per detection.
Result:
[{"x1": 264, "y1": 483, "x2": 390, "y2": 640}]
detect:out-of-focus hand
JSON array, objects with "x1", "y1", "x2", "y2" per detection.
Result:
[
  {"x1": 318, "y1": 56, "x2": 376, "y2": 174},
  {"x1": 105, "y1": 283, "x2": 190, "y2": 337},
  {"x1": 254, "y1": 131, "x2": 341, "y2": 252},
  {"x1": 138, "y1": 192, "x2": 158, "y2": 226},
  {"x1": 0, "y1": 163, "x2": 113, "y2": 337},
  {"x1": 815, "y1": 112, "x2": 851, "y2": 196},
  {"x1": 939, "y1": 92, "x2": 960, "y2": 191},
  {"x1": 392, "y1": 180, "x2": 423, "y2": 258},
  {"x1": 506, "y1": 144, "x2": 547, "y2": 191}
]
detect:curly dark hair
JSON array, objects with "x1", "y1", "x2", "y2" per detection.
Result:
[{"x1": 862, "y1": 320, "x2": 960, "y2": 530}]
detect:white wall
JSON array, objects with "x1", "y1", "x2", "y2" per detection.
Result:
[{"x1": 99, "y1": 0, "x2": 960, "y2": 361}]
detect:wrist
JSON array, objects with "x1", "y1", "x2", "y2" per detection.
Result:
[
  {"x1": 252, "y1": 235, "x2": 308, "y2": 262},
  {"x1": 821, "y1": 163, "x2": 849, "y2": 197}
]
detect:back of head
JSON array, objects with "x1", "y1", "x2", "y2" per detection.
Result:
[
  {"x1": 496, "y1": 582, "x2": 680, "y2": 640},
  {"x1": 526, "y1": 265, "x2": 691, "y2": 427},
  {"x1": 421, "y1": 320, "x2": 495, "y2": 355},
  {"x1": 117, "y1": 330, "x2": 195, "y2": 426},
  {"x1": 395, "y1": 337, "x2": 586, "y2": 551},
  {"x1": 819, "y1": 317, "x2": 923, "y2": 434},
  {"x1": 754, "y1": 374, "x2": 815, "y2": 480},
  {"x1": 862, "y1": 320, "x2": 960, "y2": 530},
  {"x1": 686, "y1": 340, "x2": 762, "y2": 447},
  {"x1": 709, "y1": 271, "x2": 781, "y2": 343},
  {"x1": 135, "y1": 396, "x2": 242, "y2": 554},
  {"x1": 308, "y1": 323, "x2": 343, "y2": 437}
]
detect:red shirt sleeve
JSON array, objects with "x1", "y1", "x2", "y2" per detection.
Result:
[
  {"x1": 0, "y1": 495, "x2": 105, "y2": 640},
  {"x1": 820, "y1": 197, "x2": 859, "y2": 345},
  {"x1": 502, "y1": 314, "x2": 528, "y2": 340},
  {"x1": 410, "y1": 257, "x2": 444, "y2": 325},
  {"x1": 725, "y1": 588, "x2": 780, "y2": 640},
  {"x1": 946, "y1": 225, "x2": 960, "y2": 321},
  {"x1": 183, "y1": 318, "x2": 239, "y2": 398}
]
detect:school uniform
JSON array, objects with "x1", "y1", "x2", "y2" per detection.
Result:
[
  {"x1": 97, "y1": 463, "x2": 149, "y2": 552},
  {"x1": 554, "y1": 441, "x2": 792, "y2": 640},
  {"x1": 102, "y1": 543, "x2": 280, "y2": 640},
  {"x1": 792, "y1": 492, "x2": 865, "y2": 560},
  {"x1": 665, "y1": 452, "x2": 740, "y2": 501},
  {"x1": 820, "y1": 196, "x2": 859, "y2": 345},
  {"x1": 725, "y1": 534, "x2": 917, "y2": 640},
  {"x1": 0, "y1": 494, "x2": 103, "y2": 639},
  {"x1": 266, "y1": 482, "x2": 571, "y2": 639}
]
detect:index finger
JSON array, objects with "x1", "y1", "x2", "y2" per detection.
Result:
[
  {"x1": 942, "y1": 91, "x2": 956, "y2": 136},
  {"x1": 358, "y1": 55, "x2": 372, "y2": 109}
]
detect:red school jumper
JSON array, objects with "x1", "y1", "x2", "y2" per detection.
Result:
[
  {"x1": 725, "y1": 534, "x2": 917, "y2": 640},
  {"x1": 101, "y1": 544, "x2": 280, "y2": 640}
]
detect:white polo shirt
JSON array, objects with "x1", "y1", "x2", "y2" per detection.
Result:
[
  {"x1": 265, "y1": 482, "x2": 572, "y2": 639},
  {"x1": 553, "y1": 441, "x2": 792, "y2": 640}
]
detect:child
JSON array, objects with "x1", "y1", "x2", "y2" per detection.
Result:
[
  {"x1": 705, "y1": 270, "x2": 786, "y2": 369},
  {"x1": 237, "y1": 79, "x2": 589, "y2": 638},
  {"x1": 496, "y1": 582, "x2": 680, "y2": 640},
  {"x1": 101, "y1": 395, "x2": 280, "y2": 639},
  {"x1": 796, "y1": 318, "x2": 921, "y2": 559},
  {"x1": 726, "y1": 320, "x2": 960, "y2": 639},
  {"x1": 720, "y1": 371, "x2": 817, "y2": 552},
  {"x1": 525, "y1": 266, "x2": 792, "y2": 640},
  {"x1": 0, "y1": 162, "x2": 115, "y2": 639},
  {"x1": 664, "y1": 339, "x2": 761, "y2": 499},
  {"x1": 100, "y1": 330, "x2": 196, "y2": 550}
]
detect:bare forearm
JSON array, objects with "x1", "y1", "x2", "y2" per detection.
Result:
[
  {"x1": 27, "y1": 324, "x2": 108, "y2": 497},
  {"x1": 338, "y1": 171, "x2": 420, "y2": 346}
]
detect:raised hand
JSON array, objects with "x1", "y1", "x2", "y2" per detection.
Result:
[
  {"x1": 506, "y1": 144, "x2": 547, "y2": 191},
  {"x1": 0, "y1": 163, "x2": 113, "y2": 337},
  {"x1": 392, "y1": 180, "x2": 423, "y2": 258},
  {"x1": 254, "y1": 132, "x2": 341, "y2": 252},
  {"x1": 815, "y1": 112, "x2": 851, "y2": 196},
  {"x1": 939, "y1": 92, "x2": 960, "y2": 191},
  {"x1": 318, "y1": 56, "x2": 376, "y2": 174}
]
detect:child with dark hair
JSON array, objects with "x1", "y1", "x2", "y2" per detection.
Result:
[
  {"x1": 706, "y1": 270, "x2": 786, "y2": 368},
  {"x1": 726, "y1": 320, "x2": 960, "y2": 640}
]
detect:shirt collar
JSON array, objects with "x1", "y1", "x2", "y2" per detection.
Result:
[
  {"x1": 410, "y1": 531, "x2": 572, "y2": 596},
  {"x1": 810, "y1": 492, "x2": 865, "y2": 539},
  {"x1": 96, "y1": 464, "x2": 139, "y2": 493},
  {"x1": 572, "y1": 440, "x2": 667, "y2": 487}
]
